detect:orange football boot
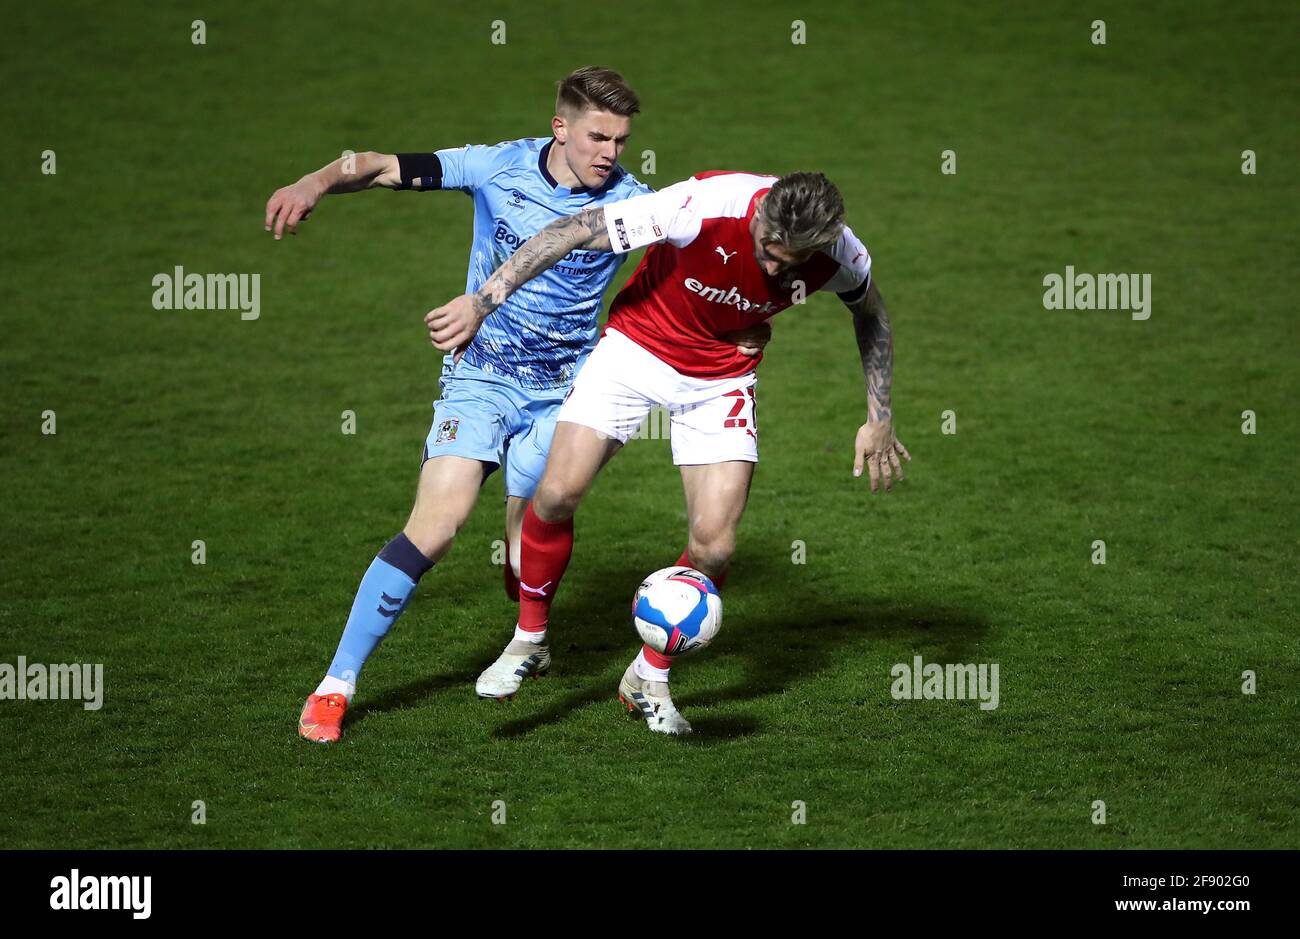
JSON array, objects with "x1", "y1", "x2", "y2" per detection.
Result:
[{"x1": 298, "y1": 692, "x2": 348, "y2": 743}]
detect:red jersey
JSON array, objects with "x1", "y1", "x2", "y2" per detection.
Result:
[{"x1": 600, "y1": 171, "x2": 872, "y2": 379}]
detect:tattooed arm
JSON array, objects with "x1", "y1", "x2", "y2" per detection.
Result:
[
  {"x1": 845, "y1": 279, "x2": 911, "y2": 492},
  {"x1": 425, "y1": 206, "x2": 610, "y2": 352},
  {"x1": 849, "y1": 280, "x2": 893, "y2": 421},
  {"x1": 477, "y1": 207, "x2": 611, "y2": 315}
]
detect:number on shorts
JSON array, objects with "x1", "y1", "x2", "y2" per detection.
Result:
[{"x1": 722, "y1": 387, "x2": 757, "y2": 429}]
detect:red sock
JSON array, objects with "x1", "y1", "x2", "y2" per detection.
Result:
[
  {"x1": 503, "y1": 539, "x2": 519, "y2": 602},
  {"x1": 519, "y1": 503, "x2": 573, "y2": 631},
  {"x1": 675, "y1": 547, "x2": 729, "y2": 590},
  {"x1": 642, "y1": 645, "x2": 674, "y2": 670}
]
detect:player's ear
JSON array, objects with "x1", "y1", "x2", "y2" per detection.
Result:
[{"x1": 552, "y1": 114, "x2": 567, "y2": 144}]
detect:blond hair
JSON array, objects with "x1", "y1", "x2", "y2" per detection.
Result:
[{"x1": 759, "y1": 172, "x2": 845, "y2": 256}]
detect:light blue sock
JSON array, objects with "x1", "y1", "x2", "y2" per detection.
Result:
[{"x1": 326, "y1": 533, "x2": 434, "y2": 684}]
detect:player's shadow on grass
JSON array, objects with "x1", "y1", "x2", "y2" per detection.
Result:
[
  {"x1": 487, "y1": 571, "x2": 673, "y2": 740},
  {"x1": 344, "y1": 669, "x2": 474, "y2": 728},
  {"x1": 486, "y1": 553, "x2": 775, "y2": 740},
  {"x1": 679, "y1": 597, "x2": 991, "y2": 709},
  {"x1": 337, "y1": 540, "x2": 991, "y2": 737},
  {"x1": 489, "y1": 545, "x2": 991, "y2": 740},
  {"x1": 676, "y1": 540, "x2": 992, "y2": 716},
  {"x1": 488, "y1": 669, "x2": 764, "y2": 743},
  {"x1": 341, "y1": 575, "x2": 647, "y2": 733}
]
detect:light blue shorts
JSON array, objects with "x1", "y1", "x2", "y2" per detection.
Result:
[{"x1": 422, "y1": 363, "x2": 566, "y2": 500}]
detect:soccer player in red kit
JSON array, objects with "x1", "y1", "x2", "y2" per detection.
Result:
[{"x1": 426, "y1": 170, "x2": 909, "y2": 734}]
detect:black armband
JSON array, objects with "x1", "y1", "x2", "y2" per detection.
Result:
[
  {"x1": 395, "y1": 153, "x2": 443, "y2": 191},
  {"x1": 837, "y1": 273, "x2": 871, "y2": 305}
]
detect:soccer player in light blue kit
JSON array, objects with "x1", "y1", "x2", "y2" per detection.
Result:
[{"x1": 266, "y1": 68, "x2": 659, "y2": 743}]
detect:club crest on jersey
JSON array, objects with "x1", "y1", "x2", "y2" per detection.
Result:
[{"x1": 435, "y1": 419, "x2": 460, "y2": 444}]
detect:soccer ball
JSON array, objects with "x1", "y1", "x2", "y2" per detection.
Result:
[{"x1": 632, "y1": 566, "x2": 723, "y2": 656}]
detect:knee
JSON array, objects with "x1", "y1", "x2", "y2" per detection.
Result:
[
  {"x1": 688, "y1": 529, "x2": 735, "y2": 577},
  {"x1": 403, "y1": 514, "x2": 459, "y2": 561},
  {"x1": 533, "y1": 480, "x2": 582, "y2": 522}
]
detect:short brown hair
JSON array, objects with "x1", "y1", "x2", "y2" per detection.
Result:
[
  {"x1": 759, "y1": 172, "x2": 846, "y2": 257},
  {"x1": 556, "y1": 66, "x2": 641, "y2": 117}
]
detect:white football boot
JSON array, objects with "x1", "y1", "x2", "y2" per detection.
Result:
[
  {"x1": 475, "y1": 639, "x2": 550, "y2": 700},
  {"x1": 618, "y1": 663, "x2": 692, "y2": 735}
]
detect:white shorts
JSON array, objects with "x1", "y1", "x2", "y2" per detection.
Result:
[{"x1": 559, "y1": 328, "x2": 759, "y2": 465}]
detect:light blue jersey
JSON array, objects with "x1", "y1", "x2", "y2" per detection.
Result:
[
  {"x1": 435, "y1": 137, "x2": 651, "y2": 389},
  {"x1": 319, "y1": 138, "x2": 649, "y2": 696}
]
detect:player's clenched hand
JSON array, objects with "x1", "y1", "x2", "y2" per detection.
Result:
[
  {"x1": 721, "y1": 320, "x2": 773, "y2": 357},
  {"x1": 264, "y1": 178, "x2": 324, "y2": 240},
  {"x1": 853, "y1": 420, "x2": 911, "y2": 493},
  {"x1": 425, "y1": 294, "x2": 485, "y2": 353}
]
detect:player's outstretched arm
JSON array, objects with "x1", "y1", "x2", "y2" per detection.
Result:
[
  {"x1": 846, "y1": 280, "x2": 911, "y2": 492},
  {"x1": 425, "y1": 206, "x2": 611, "y2": 351},
  {"x1": 264, "y1": 151, "x2": 405, "y2": 240}
]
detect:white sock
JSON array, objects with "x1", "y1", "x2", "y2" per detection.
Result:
[
  {"x1": 315, "y1": 674, "x2": 356, "y2": 702},
  {"x1": 633, "y1": 648, "x2": 671, "y2": 683},
  {"x1": 514, "y1": 625, "x2": 547, "y2": 645}
]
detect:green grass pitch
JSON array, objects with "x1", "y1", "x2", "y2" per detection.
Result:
[{"x1": 1, "y1": 0, "x2": 1296, "y2": 849}]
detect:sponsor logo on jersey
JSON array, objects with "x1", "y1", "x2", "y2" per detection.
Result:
[
  {"x1": 683, "y1": 277, "x2": 779, "y2": 316},
  {"x1": 493, "y1": 221, "x2": 529, "y2": 250},
  {"x1": 492, "y1": 222, "x2": 600, "y2": 268},
  {"x1": 614, "y1": 217, "x2": 631, "y2": 250},
  {"x1": 715, "y1": 246, "x2": 737, "y2": 264}
]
